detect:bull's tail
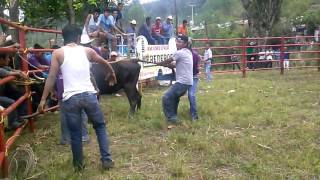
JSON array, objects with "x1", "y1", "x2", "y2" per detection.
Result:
[{"x1": 137, "y1": 91, "x2": 142, "y2": 110}]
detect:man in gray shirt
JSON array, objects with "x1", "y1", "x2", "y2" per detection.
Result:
[{"x1": 157, "y1": 35, "x2": 193, "y2": 127}]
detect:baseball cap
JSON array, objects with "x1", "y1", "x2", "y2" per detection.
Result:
[
  {"x1": 130, "y1": 19, "x2": 137, "y2": 25},
  {"x1": 156, "y1": 17, "x2": 161, "y2": 20},
  {"x1": 110, "y1": 51, "x2": 118, "y2": 56},
  {"x1": 167, "y1": 15, "x2": 173, "y2": 20},
  {"x1": 176, "y1": 35, "x2": 188, "y2": 44}
]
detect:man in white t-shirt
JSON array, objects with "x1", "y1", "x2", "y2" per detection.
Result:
[{"x1": 204, "y1": 43, "x2": 213, "y2": 81}]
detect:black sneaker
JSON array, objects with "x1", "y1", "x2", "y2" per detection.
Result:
[{"x1": 102, "y1": 160, "x2": 114, "y2": 170}]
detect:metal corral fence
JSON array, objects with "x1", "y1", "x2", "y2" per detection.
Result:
[
  {"x1": 192, "y1": 36, "x2": 320, "y2": 77},
  {"x1": 0, "y1": 17, "x2": 60, "y2": 178}
]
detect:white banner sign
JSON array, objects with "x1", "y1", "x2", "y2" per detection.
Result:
[{"x1": 136, "y1": 36, "x2": 177, "y2": 80}]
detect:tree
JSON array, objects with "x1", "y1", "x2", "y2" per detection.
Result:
[{"x1": 241, "y1": 0, "x2": 283, "y2": 38}]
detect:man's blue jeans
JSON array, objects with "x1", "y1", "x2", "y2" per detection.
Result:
[
  {"x1": 59, "y1": 103, "x2": 89, "y2": 144},
  {"x1": 188, "y1": 77, "x2": 199, "y2": 120},
  {"x1": 162, "y1": 82, "x2": 191, "y2": 122},
  {"x1": 61, "y1": 92, "x2": 112, "y2": 168},
  {"x1": 205, "y1": 61, "x2": 212, "y2": 81}
]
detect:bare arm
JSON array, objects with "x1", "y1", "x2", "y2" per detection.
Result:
[
  {"x1": 37, "y1": 50, "x2": 61, "y2": 113},
  {"x1": 85, "y1": 48, "x2": 117, "y2": 86},
  {"x1": 84, "y1": 14, "x2": 92, "y2": 34},
  {"x1": 157, "y1": 57, "x2": 174, "y2": 67},
  {"x1": 113, "y1": 25, "x2": 125, "y2": 35}
]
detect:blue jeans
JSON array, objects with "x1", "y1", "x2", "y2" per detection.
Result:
[
  {"x1": 205, "y1": 62, "x2": 212, "y2": 81},
  {"x1": 162, "y1": 82, "x2": 191, "y2": 122},
  {"x1": 152, "y1": 34, "x2": 165, "y2": 44},
  {"x1": 61, "y1": 92, "x2": 112, "y2": 168},
  {"x1": 188, "y1": 77, "x2": 199, "y2": 120},
  {"x1": 59, "y1": 102, "x2": 89, "y2": 144}
]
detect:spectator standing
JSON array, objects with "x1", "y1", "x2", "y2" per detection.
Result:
[
  {"x1": 284, "y1": 47, "x2": 290, "y2": 70},
  {"x1": 138, "y1": 16, "x2": 156, "y2": 45},
  {"x1": 266, "y1": 48, "x2": 273, "y2": 68},
  {"x1": 116, "y1": 2, "x2": 124, "y2": 30},
  {"x1": 178, "y1": 19, "x2": 188, "y2": 36},
  {"x1": 231, "y1": 52, "x2": 240, "y2": 70},
  {"x1": 203, "y1": 43, "x2": 213, "y2": 81},
  {"x1": 157, "y1": 35, "x2": 193, "y2": 127},
  {"x1": 37, "y1": 24, "x2": 117, "y2": 171},
  {"x1": 162, "y1": 15, "x2": 174, "y2": 44},
  {"x1": 152, "y1": 17, "x2": 165, "y2": 44},
  {"x1": 188, "y1": 41, "x2": 200, "y2": 121}
]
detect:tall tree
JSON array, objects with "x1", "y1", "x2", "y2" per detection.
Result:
[
  {"x1": 8, "y1": 0, "x2": 19, "y2": 41},
  {"x1": 241, "y1": 0, "x2": 283, "y2": 37}
]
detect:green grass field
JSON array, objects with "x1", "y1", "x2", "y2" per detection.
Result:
[{"x1": 9, "y1": 69, "x2": 320, "y2": 179}]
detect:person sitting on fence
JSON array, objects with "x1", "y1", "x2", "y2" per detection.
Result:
[
  {"x1": 98, "y1": 8, "x2": 117, "y2": 50},
  {"x1": 138, "y1": 16, "x2": 156, "y2": 45},
  {"x1": 83, "y1": 8, "x2": 101, "y2": 39},
  {"x1": 162, "y1": 15, "x2": 174, "y2": 44},
  {"x1": 152, "y1": 17, "x2": 165, "y2": 45},
  {"x1": 0, "y1": 52, "x2": 28, "y2": 130}
]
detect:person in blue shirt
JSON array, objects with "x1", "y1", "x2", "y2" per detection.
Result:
[
  {"x1": 138, "y1": 16, "x2": 156, "y2": 45},
  {"x1": 162, "y1": 15, "x2": 174, "y2": 44},
  {"x1": 98, "y1": 8, "x2": 117, "y2": 50}
]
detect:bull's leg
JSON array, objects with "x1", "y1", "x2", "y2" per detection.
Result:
[{"x1": 123, "y1": 85, "x2": 137, "y2": 115}]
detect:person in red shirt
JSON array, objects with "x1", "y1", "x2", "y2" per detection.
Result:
[
  {"x1": 178, "y1": 19, "x2": 188, "y2": 36},
  {"x1": 151, "y1": 17, "x2": 165, "y2": 44}
]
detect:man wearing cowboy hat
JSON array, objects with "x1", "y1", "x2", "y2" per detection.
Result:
[{"x1": 162, "y1": 15, "x2": 174, "y2": 44}]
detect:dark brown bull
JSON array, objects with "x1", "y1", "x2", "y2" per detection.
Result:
[{"x1": 91, "y1": 60, "x2": 142, "y2": 114}]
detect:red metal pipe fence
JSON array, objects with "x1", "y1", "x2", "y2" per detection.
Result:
[
  {"x1": 0, "y1": 17, "x2": 61, "y2": 178},
  {"x1": 193, "y1": 36, "x2": 320, "y2": 77}
]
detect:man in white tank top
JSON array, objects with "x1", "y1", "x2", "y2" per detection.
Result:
[{"x1": 37, "y1": 24, "x2": 117, "y2": 171}]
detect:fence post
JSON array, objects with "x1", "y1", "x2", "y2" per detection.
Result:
[
  {"x1": 280, "y1": 36, "x2": 285, "y2": 75},
  {"x1": 18, "y1": 29, "x2": 35, "y2": 133},
  {"x1": 0, "y1": 120, "x2": 8, "y2": 177},
  {"x1": 241, "y1": 37, "x2": 247, "y2": 78}
]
